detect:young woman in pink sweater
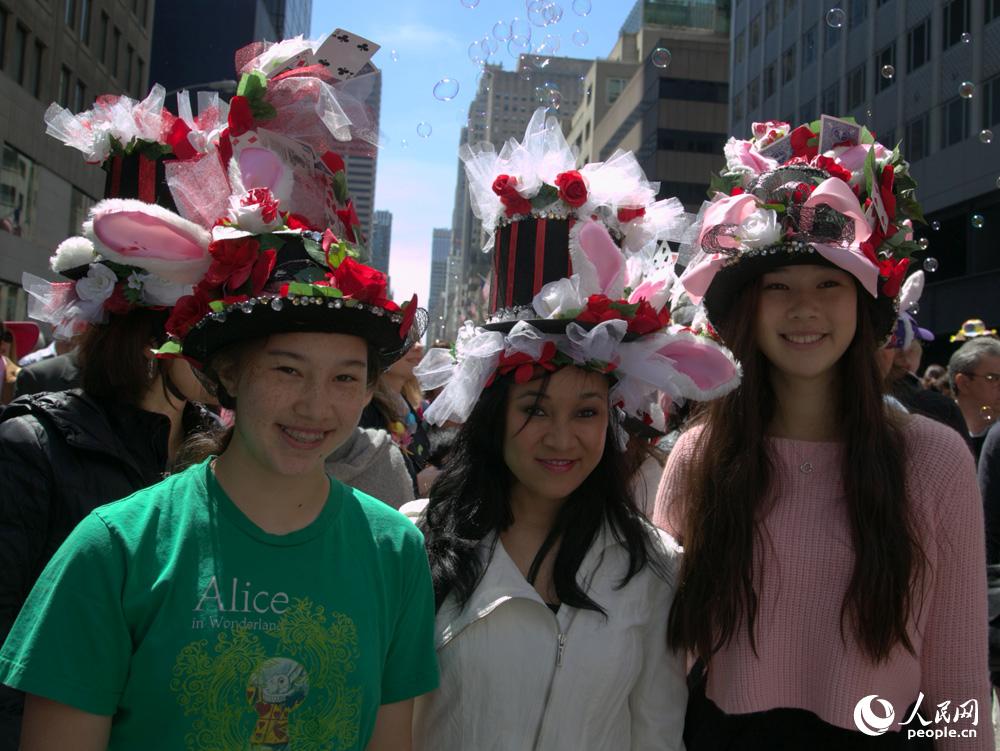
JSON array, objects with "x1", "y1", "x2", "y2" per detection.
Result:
[{"x1": 654, "y1": 118, "x2": 992, "y2": 749}]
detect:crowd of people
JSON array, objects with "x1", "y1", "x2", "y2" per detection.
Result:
[{"x1": 0, "y1": 27, "x2": 997, "y2": 751}]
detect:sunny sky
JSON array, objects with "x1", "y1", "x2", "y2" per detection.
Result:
[{"x1": 311, "y1": 0, "x2": 631, "y2": 308}]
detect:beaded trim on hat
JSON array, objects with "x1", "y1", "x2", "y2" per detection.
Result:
[{"x1": 190, "y1": 292, "x2": 405, "y2": 330}]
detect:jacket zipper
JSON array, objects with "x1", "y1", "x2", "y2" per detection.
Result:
[{"x1": 531, "y1": 612, "x2": 567, "y2": 750}]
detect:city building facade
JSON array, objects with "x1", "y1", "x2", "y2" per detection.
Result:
[
  {"x1": 427, "y1": 227, "x2": 451, "y2": 344},
  {"x1": 369, "y1": 208, "x2": 392, "y2": 274},
  {"x1": 0, "y1": 0, "x2": 153, "y2": 320},
  {"x1": 729, "y1": 0, "x2": 1000, "y2": 349}
]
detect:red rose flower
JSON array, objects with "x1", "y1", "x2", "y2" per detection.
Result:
[
  {"x1": 627, "y1": 300, "x2": 671, "y2": 335},
  {"x1": 730, "y1": 186, "x2": 746, "y2": 196},
  {"x1": 879, "y1": 257, "x2": 910, "y2": 298},
  {"x1": 217, "y1": 129, "x2": 233, "y2": 168},
  {"x1": 555, "y1": 170, "x2": 588, "y2": 208},
  {"x1": 241, "y1": 188, "x2": 280, "y2": 224},
  {"x1": 249, "y1": 249, "x2": 277, "y2": 295},
  {"x1": 878, "y1": 164, "x2": 896, "y2": 223},
  {"x1": 321, "y1": 150, "x2": 346, "y2": 174},
  {"x1": 491, "y1": 174, "x2": 533, "y2": 217},
  {"x1": 332, "y1": 257, "x2": 388, "y2": 302},
  {"x1": 284, "y1": 213, "x2": 315, "y2": 231},
  {"x1": 205, "y1": 237, "x2": 261, "y2": 290},
  {"x1": 164, "y1": 118, "x2": 198, "y2": 161},
  {"x1": 103, "y1": 282, "x2": 133, "y2": 316},
  {"x1": 494, "y1": 341, "x2": 559, "y2": 385},
  {"x1": 165, "y1": 289, "x2": 211, "y2": 339},
  {"x1": 617, "y1": 206, "x2": 646, "y2": 223},
  {"x1": 575, "y1": 294, "x2": 625, "y2": 324},
  {"x1": 789, "y1": 125, "x2": 818, "y2": 160},
  {"x1": 336, "y1": 200, "x2": 361, "y2": 243},
  {"x1": 813, "y1": 155, "x2": 853, "y2": 184},
  {"x1": 227, "y1": 95, "x2": 254, "y2": 137}
]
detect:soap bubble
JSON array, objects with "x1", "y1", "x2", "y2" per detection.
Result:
[
  {"x1": 508, "y1": 36, "x2": 531, "y2": 56},
  {"x1": 923, "y1": 257, "x2": 939, "y2": 273},
  {"x1": 651, "y1": 47, "x2": 672, "y2": 68},
  {"x1": 460, "y1": 0, "x2": 480, "y2": 8},
  {"x1": 971, "y1": 213, "x2": 985, "y2": 229},
  {"x1": 572, "y1": 0, "x2": 591, "y2": 15},
  {"x1": 493, "y1": 20, "x2": 511, "y2": 41},
  {"x1": 400, "y1": 138, "x2": 408, "y2": 149},
  {"x1": 983, "y1": 405, "x2": 995, "y2": 424},
  {"x1": 511, "y1": 16, "x2": 531, "y2": 39},
  {"x1": 536, "y1": 33, "x2": 560, "y2": 55},
  {"x1": 826, "y1": 7, "x2": 845, "y2": 28},
  {"x1": 572, "y1": 28, "x2": 589, "y2": 46},
  {"x1": 528, "y1": 0, "x2": 547, "y2": 26},
  {"x1": 880, "y1": 64, "x2": 894, "y2": 79},
  {"x1": 959, "y1": 81, "x2": 975, "y2": 99},
  {"x1": 980, "y1": 129, "x2": 993, "y2": 144},
  {"x1": 931, "y1": 220, "x2": 941, "y2": 231},
  {"x1": 468, "y1": 41, "x2": 485, "y2": 64},
  {"x1": 433, "y1": 78, "x2": 460, "y2": 101},
  {"x1": 417, "y1": 122, "x2": 432, "y2": 138},
  {"x1": 961, "y1": 32, "x2": 972, "y2": 43},
  {"x1": 917, "y1": 237, "x2": 929, "y2": 251},
  {"x1": 390, "y1": 49, "x2": 399, "y2": 62},
  {"x1": 542, "y1": 2, "x2": 563, "y2": 24}
]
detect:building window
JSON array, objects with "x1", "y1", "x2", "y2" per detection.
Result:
[
  {"x1": 905, "y1": 113, "x2": 929, "y2": 161},
  {"x1": 0, "y1": 9, "x2": 7, "y2": 70},
  {"x1": 907, "y1": 16, "x2": 931, "y2": 72},
  {"x1": 659, "y1": 78, "x2": 729, "y2": 103},
  {"x1": 126, "y1": 44, "x2": 134, "y2": 92},
  {"x1": 848, "y1": 0, "x2": 867, "y2": 28},
  {"x1": 765, "y1": 0, "x2": 778, "y2": 32},
  {"x1": 73, "y1": 79, "x2": 86, "y2": 111},
  {"x1": 875, "y1": 43, "x2": 895, "y2": 93},
  {"x1": 78, "y1": 0, "x2": 90, "y2": 43},
  {"x1": 111, "y1": 26, "x2": 120, "y2": 77},
  {"x1": 942, "y1": 0, "x2": 969, "y2": 49},
  {"x1": 606, "y1": 77, "x2": 626, "y2": 105},
  {"x1": 824, "y1": 20, "x2": 840, "y2": 51},
  {"x1": 988, "y1": 0, "x2": 1000, "y2": 23},
  {"x1": 782, "y1": 44, "x2": 796, "y2": 84},
  {"x1": 135, "y1": 58, "x2": 144, "y2": 97},
  {"x1": 140, "y1": 0, "x2": 149, "y2": 26},
  {"x1": 802, "y1": 24, "x2": 817, "y2": 66},
  {"x1": 64, "y1": 0, "x2": 75, "y2": 27},
  {"x1": 750, "y1": 14, "x2": 761, "y2": 48},
  {"x1": 98, "y1": 12, "x2": 108, "y2": 63},
  {"x1": 58, "y1": 65, "x2": 70, "y2": 106},
  {"x1": 734, "y1": 31, "x2": 745, "y2": 64},
  {"x1": 984, "y1": 76, "x2": 1000, "y2": 128},
  {"x1": 941, "y1": 97, "x2": 968, "y2": 148},
  {"x1": 657, "y1": 129, "x2": 728, "y2": 154},
  {"x1": 30, "y1": 42, "x2": 44, "y2": 99},
  {"x1": 0, "y1": 145, "x2": 37, "y2": 238},
  {"x1": 659, "y1": 180, "x2": 711, "y2": 207},
  {"x1": 822, "y1": 81, "x2": 840, "y2": 114},
  {"x1": 749, "y1": 76, "x2": 760, "y2": 110},
  {"x1": 763, "y1": 63, "x2": 776, "y2": 100},
  {"x1": 847, "y1": 63, "x2": 866, "y2": 110},
  {"x1": 799, "y1": 97, "x2": 816, "y2": 123},
  {"x1": 732, "y1": 92, "x2": 744, "y2": 122},
  {"x1": 12, "y1": 24, "x2": 27, "y2": 86}
]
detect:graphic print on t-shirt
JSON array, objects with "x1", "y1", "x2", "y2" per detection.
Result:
[{"x1": 171, "y1": 590, "x2": 362, "y2": 750}]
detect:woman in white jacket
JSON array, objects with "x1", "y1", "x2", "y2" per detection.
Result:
[{"x1": 402, "y1": 362, "x2": 688, "y2": 751}]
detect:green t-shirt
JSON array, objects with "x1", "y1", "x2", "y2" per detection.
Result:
[{"x1": 0, "y1": 458, "x2": 438, "y2": 750}]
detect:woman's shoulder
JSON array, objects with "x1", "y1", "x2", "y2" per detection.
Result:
[
  {"x1": 342, "y1": 484, "x2": 426, "y2": 546},
  {"x1": 901, "y1": 413, "x2": 975, "y2": 472}
]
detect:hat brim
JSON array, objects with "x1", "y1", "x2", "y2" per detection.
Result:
[
  {"x1": 4, "y1": 321, "x2": 40, "y2": 359},
  {"x1": 182, "y1": 299, "x2": 422, "y2": 369},
  {"x1": 701, "y1": 251, "x2": 896, "y2": 342}
]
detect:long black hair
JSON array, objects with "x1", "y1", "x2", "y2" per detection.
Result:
[{"x1": 419, "y1": 368, "x2": 665, "y2": 614}]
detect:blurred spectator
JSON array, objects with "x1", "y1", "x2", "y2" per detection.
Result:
[
  {"x1": 13, "y1": 351, "x2": 81, "y2": 398},
  {"x1": 884, "y1": 342, "x2": 969, "y2": 448},
  {"x1": 325, "y1": 427, "x2": 415, "y2": 509},
  {"x1": 922, "y1": 363, "x2": 946, "y2": 391},
  {"x1": 949, "y1": 337, "x2": 1000, "y2": 461}
]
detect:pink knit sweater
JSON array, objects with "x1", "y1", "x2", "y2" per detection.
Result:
[{"x1": 653, "y1": 414, "x2": 993, "y2": 748}]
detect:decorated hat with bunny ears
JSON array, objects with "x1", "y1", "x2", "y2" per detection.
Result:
[
  {"x1": 680, "y1": 115, "x2": 926, "y2": 342},
  {"x1": 415, "y1": 109, "x2": 742, "y2": 430},
  {"x1": 887, "y1": 271, "x2": 934, "y2": 349}
]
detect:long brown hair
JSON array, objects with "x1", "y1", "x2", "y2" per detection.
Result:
[
  {"x1": 667, "y1": 278, "x2": 926, "y2": 664},
  {"x1": 77, "y1": 308, "x2": 171, "y2": 405}
]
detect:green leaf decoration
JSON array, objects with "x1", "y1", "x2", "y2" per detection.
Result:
[
  {"x1": 864, "y1": 145, "x2": 877, "y2": 199},
  {"x1": 102, "y1": 260, "x2": 135, "y2": 279},
  {"x1": 610, "y1": 300, "x2": 640, "y2": 317},
  {"x1": 333, "y1": 172, "x2": 349, "y2": 204},
  {"x1": 154, "y1": 340, "x2": 183, "y2": 355},
  {"x1": 302, "y1": 235, "x2": 327, "y2": 266},
  {"x1": 287, "y1": 281, "x2": 318, "y2": 297},
  {"x1": 237, "y1": 70, "x2": 267, "y2": 100},
  {"x1": 531, "y1": 184, "x2": 560, "y2": 208},
  {"x1": 208, "y1": 300, "x2": 226, "y2": 312},
  {"x1": 123, "y1": 285, "x2": 142, "y2": 304},
  {"x1": 294, "y1": 267, "x2": 327, "y2": 284},
  {"x1": 708, "y1": 171, "x2": 742, "y2": 198},
  {"x1": 316, "y1": 285, "x2": 343, "y2": 298},
  {"x1": 343, "y1": 298, "x2": 360, "y2": 308},
  {"x1": 256, "y1": 234, "x2": 287, "y2": 253},
  {"x1": 250, "y1": 100, "x2": 277, "y2": 121}
]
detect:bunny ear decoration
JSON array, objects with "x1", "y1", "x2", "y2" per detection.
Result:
[
  {"x1": 655, "y1": 330, "x2": 742, "y2": 402},
  {"x1": 232, "y1": 145, "x2": 294, "y2": 206},
  {"x1": 569, "y1": 218, "x2": 625, "y2": 299},
  {"x1": 84, "y1": 198, "x2": 212, "y2": 285},
  {"x1": 899, "y1": 270, "x2": 925, "y2": 314}
]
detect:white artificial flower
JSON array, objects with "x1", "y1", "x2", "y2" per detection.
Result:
[
  {"x1": 532, "y1": 276, "x2": 585, "y2": 318},
  {"x1": 226, "y1": 193, "x2": 282, "y2": 234},
  {"x1": 74, "y1": 263, "x2": 118, "y2": 303},
  {"x1": 51, "y1": 236, "x2": 97, "y2": 273},
  {"x1": 127, "y1": 271, "x2": 144, "y2": 290},
  {"x1": 140, "y1": 273, "x2": 192, "y2": 306},
  {"x1": 738, "y1": 208, "x2": 782, "y2": 248}
]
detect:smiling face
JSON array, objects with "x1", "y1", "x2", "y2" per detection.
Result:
[
  {"x1": 220, "y1": 331, "x2": 372, "y2": 479},
  {"x1": 754, "y1": 264, "x2": 859, "y2": 384},
  {"x1": 503, "y1": 366, "x2": 610, "y2": 506}
]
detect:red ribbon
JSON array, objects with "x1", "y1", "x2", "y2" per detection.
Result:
[
  {"x1": 137, "y1": 155, "x2": 156, "y2": 203},
  {"x1": 109, "y1": 156, "x2": 123, "y2": 198},
  {"x1": 505, "y1": 221, "x2": 519, "y2": 308},
  {"x1": 533, "y1": 218, "x2": 547, "y2": 294}
]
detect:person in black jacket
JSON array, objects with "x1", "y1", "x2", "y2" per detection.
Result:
[
  {"x1": 12, "y1": 350, "x2": 81, "y2": 397},
  {"x1": 0, "y1": 306, "x2": 212, "y2": 748}
]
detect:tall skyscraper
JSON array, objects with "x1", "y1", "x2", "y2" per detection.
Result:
[
  {"x1": 341, "y1": 70, "x2": 381, "y2": 247},
  {"x1": 0, "y1": 0, "x2": 153, "y2": 319},
  {"x1": 370, "y1": 209, "x2": 392, "y2": 274},
  {"x1": 427, "y1": 228, "x2": 452, "y2": 344},
  {"x1": 728, "y1": 0, "x2": 1000, "y2": 349}
]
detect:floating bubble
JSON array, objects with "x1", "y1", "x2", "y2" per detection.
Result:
[
  {"x1": 508, "y1": 36, "x2": 532, "y2": 56},
  {"x1": 417, "y1": 122, "x2": 432, "y2": 138},
  {"x1": 572, "y1": 0, "x2": 591, "y2": 15},
  {"x1": 651, "y1": 47, "x2": 672, "y2": 68},
  {"x1": 548, "y1": 90, "x2": 563, "y2": 109},
  {"x1": 917, "y1": 237, "x2": 930, "y2": 251},
  {"x1": 959, "y1": 81, "x2": 975, "y2": 99},
  {"x1": 400, "y1": 138, "x2": 408, "y2": 149},
  {"x1": 493, "y1": 20, "x2": 511, "y2": 41},
  {"x1": 483, "y1": 34, "x2": 499, "y2": 54},
  {"x1": 572, "y1": 29, "x2": 589, "y2": 46},
  {"x1": 825, "y1": 7, "x2": 845, "y2": 28},
  {"x1": 983, "y1": 405, "x2": 995, "y2": 424},
  {"x1": 961, "y1": 32, "x2": 972, "y2": 43},
  {"x1": 971, "y1": 213, "x2": 985, "y2": 229},
  {"x1": 468, "y1": 41, "x2": 485, "y2": 64},
  {"x1": 923, "y1": 257, "x2": 939, "y2": 273},
  {"x1": 528, "y1": 0, "x2": 547, "y2": 26},
  {"x1": 980, "y1": 129, "x2": 994, "y2": 144},
  {"x1": 433, "y1": 78, "x2": 460, "y2": 101},
  {"x1": 543, "y1": 2, "x2": 563, "y2": 24},
  {"x1": 460, "y1": 0, "x2": 480, "y2": 8},
  {"x1": 536, "y1": 33, "x2": 560, "y2": 55},
  {"x1": 931, "y1": 220, "x2": 941, "y2": 231},
  {"x1": 390, "y1": 49, "x2": 399, "y2": 62},
  {"x1": 511, "y1": 16, "x2": 532, "y2": 39},
  {"x1": 880, "y1": 64, "x2": 894, "y2": 79}
]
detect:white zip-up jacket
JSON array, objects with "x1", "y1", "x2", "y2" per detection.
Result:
[{"x1": 402, "y1": 501, "x2": 687, "y2": 750}]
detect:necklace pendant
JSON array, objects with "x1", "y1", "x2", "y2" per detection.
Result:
[{"x1": 799, "y1": 461, "x2": 814, "y2": 474}]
